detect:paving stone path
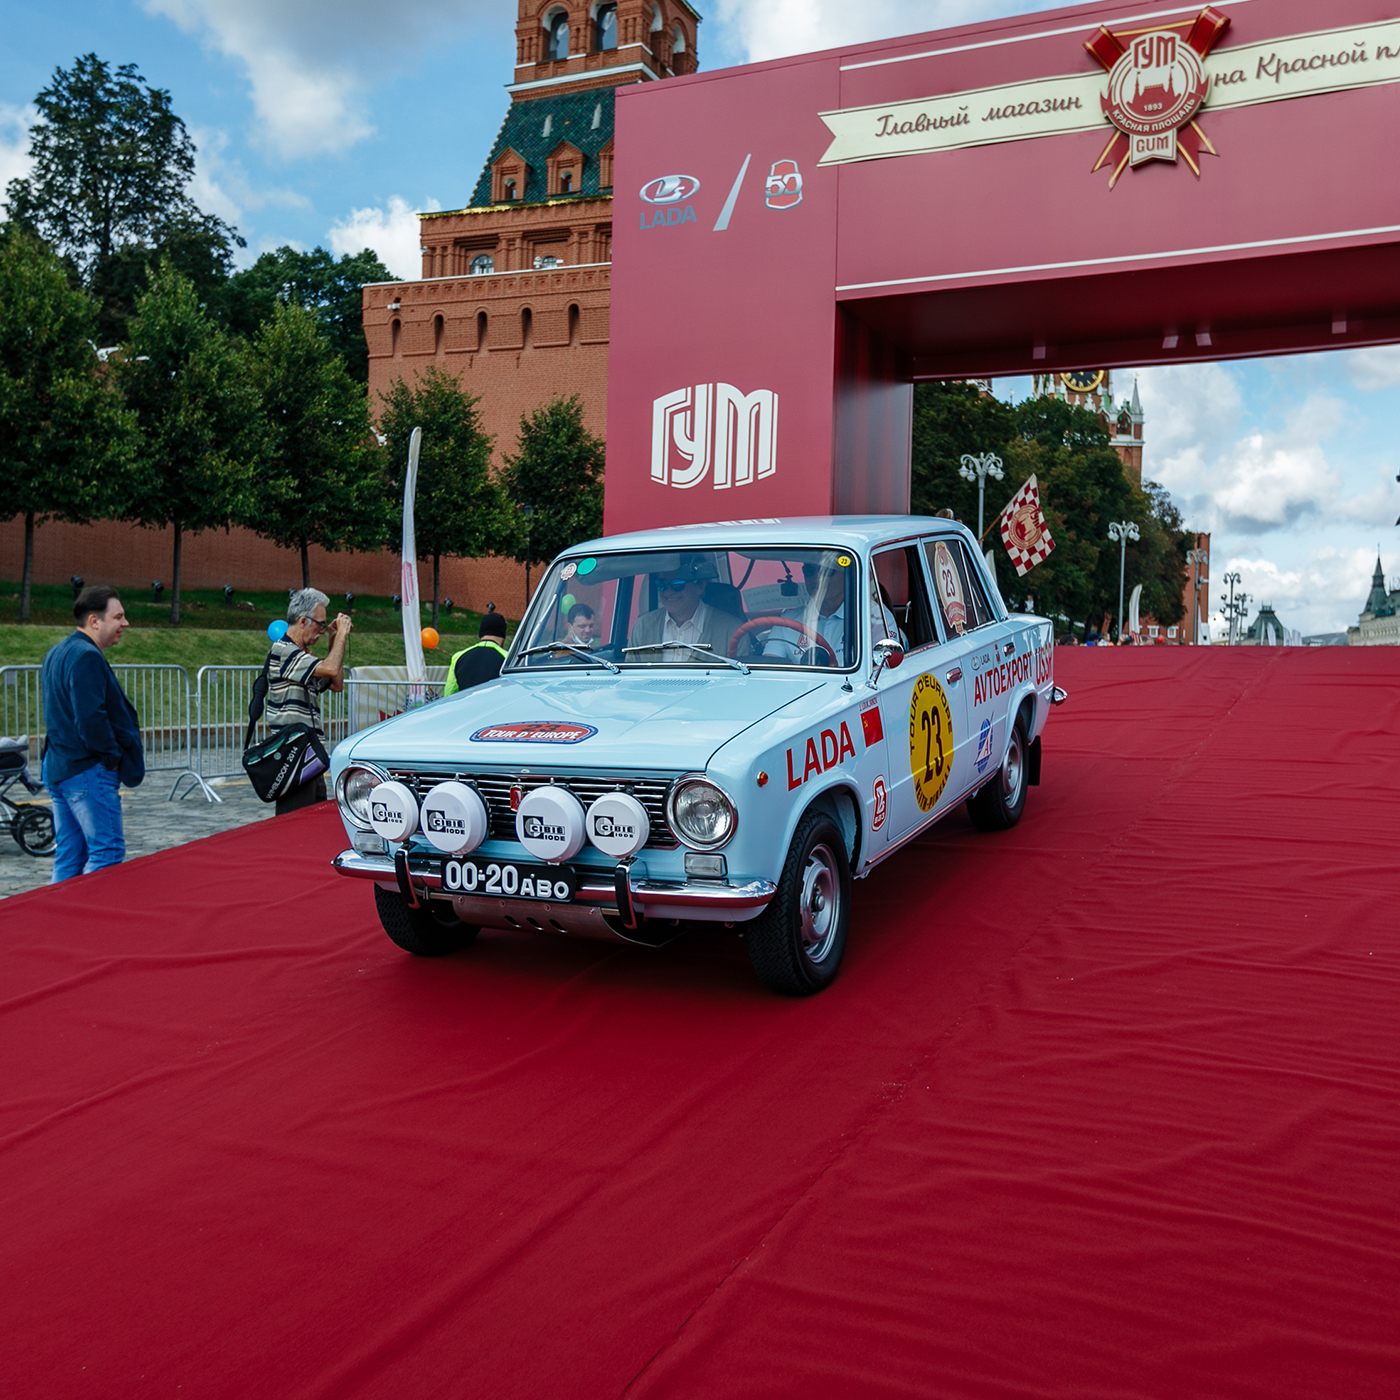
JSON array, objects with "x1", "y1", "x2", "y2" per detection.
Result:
[{"x1": 0, "y1": 777, "x2": 276, "y2": 898}]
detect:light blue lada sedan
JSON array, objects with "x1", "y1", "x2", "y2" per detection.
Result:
[{"x1": 329, "y1": 517, "x2": 1063, "y2": 995}]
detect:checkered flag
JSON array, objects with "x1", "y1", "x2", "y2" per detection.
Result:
[{"x1": 999, "y1": 475, "x2": 1056, "y2": 577}]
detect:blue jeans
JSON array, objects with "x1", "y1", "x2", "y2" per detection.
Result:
[{"x1": 46, "y1": 763, "x2": 125, "y2": 882}]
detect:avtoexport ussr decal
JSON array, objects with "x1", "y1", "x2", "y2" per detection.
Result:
[
  {"x1": 1088, "y1": 7, "x2": 1228, "y2": 188},
  {"x1": 470, "y1": 721, "x2": 598, "y2": 743},
  {"x1": 908, "y1": 674, "x2": 955, "y2": 813}
]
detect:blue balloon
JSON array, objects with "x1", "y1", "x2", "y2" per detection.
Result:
[{"x1": 267, "y1": 619, "x2": 289, "y2": 642}]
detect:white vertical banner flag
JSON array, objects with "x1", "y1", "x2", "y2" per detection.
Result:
[
  {"x1": 1127, "y1": 584, "x2": 1142, "y2": 638},
  {"x1": 401, "y1": 427, "x2": 426, "y2": 702}
]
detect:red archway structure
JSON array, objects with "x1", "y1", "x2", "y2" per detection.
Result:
[{"x1": 605, "y1": 0, "x2": 1400, "y2": 532}]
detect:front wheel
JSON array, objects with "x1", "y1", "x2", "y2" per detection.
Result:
[
  {"x1": 13, "y1": 805, "x2": 55, "y2": 858},
  {"x1": 747, "y1": 812, "x2": 851, "y2": 996},
  {"x1": 966, "y1": 716, "x2": 1029, "y2": 832},
  {"x1": 373, "y1": 884, "x2": 479, "y2": 956}
]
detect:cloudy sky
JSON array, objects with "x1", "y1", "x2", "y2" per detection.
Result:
[{"x1": 4, "y1": 0, "x2": 1397, "y2": 634}]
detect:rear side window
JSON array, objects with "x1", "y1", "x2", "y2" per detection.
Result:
[
  {"x1": 924, "y1": 537, "x2": 995, "y2": 638},
  {"x1": 872, "y1": 545, "x2": 938, "y2": 651}
]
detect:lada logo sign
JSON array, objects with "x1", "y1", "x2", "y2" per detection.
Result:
[
  {"x1": 651, "y1": 384, "x2": 778, "y2": 489},
  {"x1": 640, "y1": 174, "x2": 699, "y2": 204}
]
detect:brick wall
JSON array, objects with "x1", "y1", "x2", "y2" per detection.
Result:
[{"x1": 1, "y1": 516, "x2": 532, "y2": 617}]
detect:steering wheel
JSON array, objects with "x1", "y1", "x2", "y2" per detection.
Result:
[{"x1": 729, "y1": 616, "x2": 839, "y2": 667}]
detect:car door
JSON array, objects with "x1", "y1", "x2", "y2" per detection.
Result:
[
  {"x1": 922, "y1": 534, "x2": 1013, "y2": 802},
  {"x1": 869, "y1": 542, "x2": 962, "y2": 842}
]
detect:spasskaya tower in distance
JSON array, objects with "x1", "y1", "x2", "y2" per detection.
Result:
[{"x1": 363, "y1": 0, "x2": 701, "y2": 469}]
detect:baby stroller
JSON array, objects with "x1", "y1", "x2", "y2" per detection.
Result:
[{"x1": 0, "y1": 737, "x2": 55, "y2": 858}]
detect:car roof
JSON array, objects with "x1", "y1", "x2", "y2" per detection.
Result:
[{"x1": 561, "y1": 515, "x2": 974, "y2": 557}]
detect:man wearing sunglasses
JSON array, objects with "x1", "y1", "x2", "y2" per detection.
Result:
[
  {"x1": 627, "y1": 556, "x2": 744, "y2": 662},
  {"x1": 265, "y1": 587, "x2": 353, "y2": 814}
]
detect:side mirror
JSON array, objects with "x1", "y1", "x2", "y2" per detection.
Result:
[{"x1": 869, "y1": 636, "x2": 905, "y2": 687}]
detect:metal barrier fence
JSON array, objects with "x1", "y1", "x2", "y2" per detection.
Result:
[
  {"x1": 1, "y1": 662, "x2": 447, "y2": 803},
  {"x1": 2, "y1": 664, "x2": 193, "y2": 775}
]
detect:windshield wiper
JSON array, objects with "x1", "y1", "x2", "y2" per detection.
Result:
[
  {"x1": 512, "y1": 643, "x2": 620, "y2": 674},
  {"x1": 621, "y1": 641, "x2": 750, "y2": 676}
]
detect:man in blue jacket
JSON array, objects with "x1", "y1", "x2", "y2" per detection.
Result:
[{"x1": 40, "y1": 585, "x2": 145, "y2": 881}]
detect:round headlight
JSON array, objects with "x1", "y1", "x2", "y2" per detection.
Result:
[
  {"x1": 668, "y1": 777, "x2": 736, "y2": 850},
  {"x1": 339, "y1": 765, "x2": 385, "y2": 828}
]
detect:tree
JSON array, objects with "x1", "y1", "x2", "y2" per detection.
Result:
[
  {"x1": 0, "y1": 228, "x2": 138, "y2": 620},
  {"x1": 116, "y1": 261, "x2": 264, "y2": 624},
  {"x1": 911, "y1": 381, "x2": 1190, "y2": 636},
  {"x1": 378, "y1": 366, "x2": 511, "y2": 626},
  {"x1": 243, "y1": 302, "x2": 389, "y2": 588},
  {"x1": 227, "y1": 246, "x2": 398, "y2": 382},
  {"x1": 498, "y1": 395, "x2": 605, "y2": 596},
  {"x1": 3, "y1": 54, "x2": 242, "y2": 343}
]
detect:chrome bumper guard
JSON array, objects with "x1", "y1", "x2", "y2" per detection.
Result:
[
  {"x1": 1050, "y1": 685, "x2": 1069, "y2": 705},
  {"x1": 332, "y1": 849, "x2": 775, "y2": 921}
]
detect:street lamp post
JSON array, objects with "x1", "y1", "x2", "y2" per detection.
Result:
[
  {"x1": 1222, "y1": 570, "x2": 1241, "y2": 645},
  {"x1": 1186, "y1": 546, "x2": 1209, "y2": 644},
  {"x1": 1107, "y1": 520, "x2": 1140, "y2": 642},
  {"x1": 958, "y1": 452, "x2": 1004, "y2": 537}
]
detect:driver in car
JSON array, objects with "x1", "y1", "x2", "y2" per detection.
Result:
[
  {"x1": 762, "y1": 555, "x2": 900, "y2": 666},
  {"x1": 628, "y1": 555, "x2": 745, "y2": 661}
]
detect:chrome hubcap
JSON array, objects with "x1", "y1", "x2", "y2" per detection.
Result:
[
  {"x1": 1001, "y1": 731, "x2": 1024, "y2": 804},
  {"x1": 799, "y1": 843, "x2": 840, "y2": 963}
]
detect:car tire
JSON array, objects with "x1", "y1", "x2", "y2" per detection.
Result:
[
  {"x1": 13, "y1": 805, "x2": 55, "y2": 858},
  {"x1": 746, "y1": 812, "x2": 851, "y2": 996},
  {"x1": 373, "y1": 884, "x2": 479, "y2": 956},
  {"x1": 966, "y1": 714, "x2": 1029, "y2": 832}
]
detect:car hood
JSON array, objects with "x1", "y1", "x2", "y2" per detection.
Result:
[{"x1": 343, "y1": 671, "x2": 827, "y2": 770}]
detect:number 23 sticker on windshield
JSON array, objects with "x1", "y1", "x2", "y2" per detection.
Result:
[{"x1": 908, "y1": 673, "x2": 955, "y2": 812}]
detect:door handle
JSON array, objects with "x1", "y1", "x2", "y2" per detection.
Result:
[
  {"x1": 946, "y1": 666, "x2": 962, "y2": 684},
  {"x1": 1002, "y1": 641, "x2": 1015, "y2": 657}
]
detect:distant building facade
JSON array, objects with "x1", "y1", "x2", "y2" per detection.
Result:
[
  {"x1": 1347, "y1": 556, "x2": 1400, "y2": 644},
  {"x1": 364, "y1": 0, "x2": 701, "y2": 471}
]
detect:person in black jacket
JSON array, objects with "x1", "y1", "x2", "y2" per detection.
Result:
[
  {"x1": 39, "y1": 586, "x2": 145, "y2": 882},
  {"x1": 443, "y1": 609, "x2": 509, "y2": 695}
]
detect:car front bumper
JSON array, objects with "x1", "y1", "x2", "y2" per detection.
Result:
[{"x1": 332, "y1": 849, "x2": 775, "y2": 942}]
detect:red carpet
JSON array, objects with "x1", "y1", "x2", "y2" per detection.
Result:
[{"x1": 3, "y1": 648, "x2": 1398, "y2": 1398}]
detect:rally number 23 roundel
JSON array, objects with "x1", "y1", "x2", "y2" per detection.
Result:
[{"x1": 908, "y1": 673, "x2": 955, "y2": 813}]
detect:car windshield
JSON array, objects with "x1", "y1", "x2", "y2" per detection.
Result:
[{"x1": 507, "y1": 547, "x2": 872, "y2": 672}]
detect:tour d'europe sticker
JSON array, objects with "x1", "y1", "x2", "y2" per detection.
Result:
[
  {"x1": 471, "y1": 721, "x2": 598, "y2": 743},
  {"x1": 908, "y1": 673, "x2": 955, "y2": 812},
  {"x1": 560, "y1": 562, "x2": 578, "y2": 581}
]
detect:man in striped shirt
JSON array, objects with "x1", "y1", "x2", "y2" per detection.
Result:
[{"x1": 266, "y1": 587, "x2": 352, "y2": 815}]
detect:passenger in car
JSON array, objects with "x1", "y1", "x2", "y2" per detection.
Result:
[{"x1": 628, "y1": 562, "x2": 745, "y2": 661}]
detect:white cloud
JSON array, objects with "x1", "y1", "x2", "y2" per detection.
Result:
[
  {"x1": 1343, "y1": 345, "x2": 1400, "y2": 392},
  {"x1": 714, "y1": 0, "x2": 1061, "y2": 63},
  {"x1": 141, "y1": 0, "x2": 500, "y2": 160},
  {"x1": 328, "y1": 196, "x2": 439, "y2": 282},
  {"x1": 1223, "y1": 546, "x2": 1376, "y2": 636},
  {"x1": 0, "y1": 104, "x2": 35, "y2": 194}
]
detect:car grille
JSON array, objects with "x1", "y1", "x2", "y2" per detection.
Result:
[{"x1": 387, "y1": 769, "x2": 680, "y2": 848}]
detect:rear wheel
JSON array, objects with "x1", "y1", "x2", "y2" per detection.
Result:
[
  {"x1": 373, "y1": 884, "x2": 479, "y2": 956},
  {"x1": 967, "y1": 715, "x2": 1028, "y2": 832},
  {"x1": 13, "y1": 805, "x2": 55, "y2": 858},
  {"x1": 747, "y1": 812, "x2": 850, "y2": 996}
]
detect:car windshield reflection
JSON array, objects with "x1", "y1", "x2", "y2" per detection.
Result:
[{"x1": 506, "y1": 547, "x2": 891, "y2": 672}]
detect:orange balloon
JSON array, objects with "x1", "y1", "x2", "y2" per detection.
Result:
[{"x1": 421, "y1": 627, "x2": 440, "y2": 650}]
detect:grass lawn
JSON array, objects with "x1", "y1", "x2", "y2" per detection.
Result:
[
  {"x1": 0, "y1": 580, "x2": 499, "y2": 636},
  {"x1": 0, "y1": 625, "x2": 510, "y2": 677},
  {"x1": 0, "y1": 581, "x2": 517, "y2": 676}
]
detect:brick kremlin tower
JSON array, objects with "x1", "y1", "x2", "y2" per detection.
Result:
[
  {"x1": 363, "y1": 0, "x2": 701, "y2": 464},
  {"x1": 1031, "y1": 370, "x2": 1145, "y2": 484}
]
